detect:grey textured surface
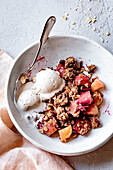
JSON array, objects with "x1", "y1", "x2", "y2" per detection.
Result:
[{"x1": 0, "y1": 0, "x2": 113, "y2": 169}]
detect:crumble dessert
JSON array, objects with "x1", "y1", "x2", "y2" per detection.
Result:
[{"x1": 34, "y1": 56, "x2": 105, "y2": 142}]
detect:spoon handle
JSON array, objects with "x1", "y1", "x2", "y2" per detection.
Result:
[{"x1": 28, "y1": 16, "x2": 56, "y2": 73}]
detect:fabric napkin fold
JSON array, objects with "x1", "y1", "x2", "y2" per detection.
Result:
[{"x1": 0, "y1": 50, "x2": 73, "y2": 170}]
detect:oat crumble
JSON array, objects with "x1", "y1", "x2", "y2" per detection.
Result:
[
  {"x1": 35, "y1": 56, "x2": 105, "y2": 142},
  {"x1": 87, "y1": 17, "x2": 92, "y2": 23}
]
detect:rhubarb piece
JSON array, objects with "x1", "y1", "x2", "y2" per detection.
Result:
[
  {"x1": 38, "y1": 117, "x2": 57, "y2": 136},
  {"x1": 68, "y1": 101, "x2": 80, "y2": 117},
  {"x1": 77, "y1": 91, "x2": 93, "y2": 105},
  {"x1": 73, "y1": 118, "x2": 91, "y2": 135},
  {"x1": 85, "y1": 103, "x2": 99, "y2": 116},
  {"x1": 56, "y1": 64, "x2": 65, "y2": 77},
  {"x1": 93, "y1": 91, "x2": 103, "y2": 106},
  {"x1": 91, "y1": 79, "x2": 105, "y2": 92},
  {"x1": 74, "y1": 74, "x2": 91, "y2": 87},
  {"x1": 44, "y1": 125, "x2": 57, "y2": 136},
  {"x1": 90, "y1": 116, "x2": 101, "y2": 129},
  {"x1": 68, "y1": 91, "x2": 93, "y2": 117},
  {"x1": 59, "y1": 125, "x2": 72, "y2": 142},
  {"x1": 68, "y1": 101, "x2": 88, "y2": 117}
]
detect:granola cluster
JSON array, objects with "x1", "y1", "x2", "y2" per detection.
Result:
[{"x1": 35, "y1": 56, "x2": 105, "y2": 142}]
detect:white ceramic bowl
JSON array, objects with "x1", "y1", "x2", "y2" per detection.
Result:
[{"x1": 6, "y1": 35, "x2": 113, "y2": 156}]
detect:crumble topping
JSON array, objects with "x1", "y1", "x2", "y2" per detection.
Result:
[
  {"x1": 90, "y1": 116, "x2": 101, "y2": 129},
  {"x1": 87, "y1": 64, "x2": 96, "y2": 73},
  {"x1": 54, "y1": 91, "x2": 69, "y2": 106}
]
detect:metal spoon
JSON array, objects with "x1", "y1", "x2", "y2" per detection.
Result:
[{"x1": 15, "y1": 16, "x2": 56, "y2": 100}]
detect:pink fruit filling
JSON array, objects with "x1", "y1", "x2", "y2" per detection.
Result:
[
  {"x1": 68, "y1": 91, "x2": 93, "y2": 117},
  {"x1": 75, "y1": 74, "x2": 91, "y2": 90},
  {"x1": 56, "y1": 63, "x2": 65, "y2": 77},
  {"x1": 76, "y1": 91, "x2": 93, "y2": 105}
]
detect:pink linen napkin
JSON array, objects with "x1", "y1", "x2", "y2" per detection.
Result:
[{"x1": 0, "y1": 50, "x2": 73, "y2": 170}]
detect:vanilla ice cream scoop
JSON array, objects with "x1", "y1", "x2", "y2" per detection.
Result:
[
  {"x1": 33, "y1": 68, "x2": 65, "y2": 94},
  {"x1": 17, "y1": 90, "x2": 40, "y2": 111},
  {"x1": 17, "y1": 68, "x2": 65, "y2": 111}
]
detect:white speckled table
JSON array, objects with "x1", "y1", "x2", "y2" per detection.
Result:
[{"x1": 1, "y1": 0, "x2": 113, "y2": 169}]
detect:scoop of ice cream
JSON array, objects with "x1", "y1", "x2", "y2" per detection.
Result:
[
  {"x1": 17, "y1": 69, "x2": 65, "y2": 111},
  {"x1": 33, "y1": 68, "x2": 65, "y2": 94},
  {"x1": 18, "y1": 82, "x2": 34, "y2": 97},
  {"x1": 17, "y1": 90, "x2": 40, "y2": 111}
]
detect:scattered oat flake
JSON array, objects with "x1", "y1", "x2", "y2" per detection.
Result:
[
  {"x1": 97, "y1": 30, "x2": 100, "y2": 33},
  {"x1": 65, "y1": 13, "x2": 69, "y2": 16},
  {"x1": 75, "y1": 8, "x2": 78, "y2": 11},
  {"x1": 87, "y1": 17, "x2": 92, "y2": 23},
  {"x1": 105, "y1": 40, "x2": 108, "y2": 43},
  {"x1": 72, "y1": 21, "x2": 75, "y2": 25},
  {"x1": 100, "y1": 37, "x2": 104, "y2": 43},
  {"x1": 62, "y1": 16, "x2": 67, "y2": 20},
  {"x1": 92, "y1": 18, "x2": 96, "y2": 23},
  {"x1": 100, "y1": 8, "x2": 103, "y2": 14},
  {"x1": 80, "y1": 3, "x2": 83, "y2": 8},
  {"x1": 93, "y1": 27, "x2": 96, "y2": 31},
  {"x1": 88, "y1": 8, "x2": 91, "y2": 11},
  {"x1": 106, "y1": 32, "x2": 110, "y2": 36},
  {"x1": 94, "y1": 16, "x2": 97, "y2": 19}
]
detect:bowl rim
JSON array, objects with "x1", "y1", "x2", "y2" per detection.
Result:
[{"x1": 5, "y1": 35, "x2": 113, "y2": 156}]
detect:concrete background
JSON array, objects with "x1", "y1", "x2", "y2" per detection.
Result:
[{"x1": 0, "y1": 0, "x2": 113, "y2": 169}]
